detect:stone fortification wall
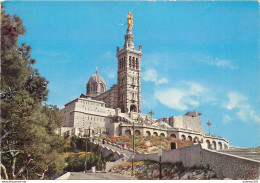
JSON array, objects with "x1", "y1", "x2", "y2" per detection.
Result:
[
  {"x1": 130, "y1": 144, "x2": 260, "y2": 179},
  {"x1": 200, "y1": 148, "x2": 260, "y2": 179},
  {"x1": 168, "y1": 113, "x2": 206, "y2": 134},
  {"x1": 131, "y1": 144, "x2": 202, "y2": 167},
  {"x1": 182, "y1": 115, "x2": 206, "y2": 134}
]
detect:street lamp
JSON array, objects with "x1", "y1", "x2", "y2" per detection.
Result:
[
  {"x1": 131, "y1": 118, "x2": 135, "y2": 176},
  {"x1": 85, "y1": 122, "x2": 91, "y2": 173},
  {"x1": 158, "y1": 120, "x2": 162, "y2": 180},
  {"x1": 206, "y1": 120, "x2": 212, "y2": 135}
]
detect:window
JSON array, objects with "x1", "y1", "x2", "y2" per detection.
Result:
[
  {"x1": 132, "y1": 57, "x2": 135, "y2": 68},
  {"x1": 129, "y1": 56, "x2": 131, "y2": 67},
  {"x1": 136, "y1": 58, "x2": 139, "y2": 69}
]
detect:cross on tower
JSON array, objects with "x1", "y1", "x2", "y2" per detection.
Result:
[
  {"x1": 148, "y1": 110, "x2": 154, "y2": 121},
  {"x1": 206, "y1": 120, "x2": 212, "y2": 135}
]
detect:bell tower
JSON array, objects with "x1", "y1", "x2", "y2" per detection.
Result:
[{"x1": 116, "y1": 12, "x2": 142, "y2": 113}]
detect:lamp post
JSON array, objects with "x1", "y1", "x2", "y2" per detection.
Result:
[
  {"x1": 89, "y1": 122, "x2": 92, "y2": 152},
  {"x1": 84, "y1": 128, "x2": 87, "y2": 173},
  {"x1": 159, "y1": 121, "x2": 162, "y2": 180},
  {"x1": 206, "y1": 120, "x2": 212, "y2": 135},
  {"x1": 85, "y1": 122, "x2": 91, "y2": 173},
  {"x1": 131, "y1": 118, "x2": 135, "y2": 176}
]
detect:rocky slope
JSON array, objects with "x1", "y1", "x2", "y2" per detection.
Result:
[
  {"x1": 106, "y1": 136, "x2": 193, "y2": 153},
  {"x1": 110, "y1": 160, "x2": 217, "y2": 180}
]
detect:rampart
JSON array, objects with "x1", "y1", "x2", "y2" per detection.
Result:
[{"x1": 129, "y1": 144, "x2": 260, "y2": 179}]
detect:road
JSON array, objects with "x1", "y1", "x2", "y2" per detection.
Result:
[{"x1": 65, "y1": 172, "x2": 135, "y2": 180}]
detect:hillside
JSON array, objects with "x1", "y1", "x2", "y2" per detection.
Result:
[
  {"x1": 106, "y1": 136, "x2": 193, "y2": 153},
  {"x1": 111, "y1": 160, "x2": 217, "y2": 180}
]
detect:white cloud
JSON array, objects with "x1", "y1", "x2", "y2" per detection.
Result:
[
  {"x1": 102, "y1": 51, "x2": 113, "y2": 59},
  {"x1": 108, "y1": 71, "x2": 116, "y2": 79},
  {"x1": 222, "y1": 92, "x2": 247, "y2": 110},
  {"x1": 154, "y1": 82, "x2": 207, "y2": 111},
  {"x1": 222, "y1": 91, "x2": 260, "y2": 123},
  {"x1": 142, "y1": 68, "x2": 168, "y2": 86},
  {"x1": 157, "y1": 77, "x2": 168, "y2": 85},
  {"x1": 195, "y1": 55, "x2": 238, "y2": 70},
  {"x1": 223, "y1": 114, "x2": 233, "y2": 124},
  {"x1": 143, "y1": 69, "x2": 157, "y2": 82}
]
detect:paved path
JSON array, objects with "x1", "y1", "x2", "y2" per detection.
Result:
[
  {"x1": 218, "y1": 146, "x2": 260, "y2": 161},
  {"x1": 65, "y1": 172, "x2": 135, "y2": 180},
  {"x1": 93, "y1": 138, "x2": 134, "y2": 156}
]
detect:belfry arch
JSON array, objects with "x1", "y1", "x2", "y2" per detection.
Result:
[{"x1": 130, "y1": 105, "x2": 137, "y2": 112}]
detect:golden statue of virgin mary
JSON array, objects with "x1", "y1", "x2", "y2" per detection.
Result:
[{"x1": 127, "y1": 11, "x2": 133, "y2": 31}]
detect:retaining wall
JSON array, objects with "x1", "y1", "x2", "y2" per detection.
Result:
[
  {"x1": 130, "y1": 144, "x2": 260, "y2": 179},
  {"x1": 200, "y1": 148, "x2": 260, "y2": 179}
]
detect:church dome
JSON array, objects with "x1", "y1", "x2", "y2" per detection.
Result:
[{"x1": 86, "y1": 68, "x2": 107, "y2": 97}]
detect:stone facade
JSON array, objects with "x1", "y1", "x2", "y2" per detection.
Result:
[
  {"x1": 57, "y1": 13, "x2": 229, "y2": 150},
  {"x1": 116, "y1": 29, "x2": 142, "y2": 113}
]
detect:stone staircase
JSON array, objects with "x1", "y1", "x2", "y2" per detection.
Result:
[
  {"x1": 218, "y1": 146, "x2": 260, "y2": 161},
  {"x1": 105, "y1": 155, "x2": 131, "y2": 172}
]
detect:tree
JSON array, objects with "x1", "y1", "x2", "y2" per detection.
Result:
[{"x1": 1, "y1": 5, "x2": 64, "y2": 180}]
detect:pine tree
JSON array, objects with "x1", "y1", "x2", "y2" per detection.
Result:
[{"x1": 1, "y1": 5, "x2": 64, "y2": 180}]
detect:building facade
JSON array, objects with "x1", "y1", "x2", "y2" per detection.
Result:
[{"x1": 57, "y1": 12, "x2": 229, "y2": 150}]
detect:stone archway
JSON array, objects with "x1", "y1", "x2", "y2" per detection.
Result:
[
  {"x1": 194, "y1": 137, "x2": 199, "y2": 143},
  {"x1": 188, "y1": 136, "x2": 192, "y2": 142},
  {"x1": 130, "y1": 105, "x2": 137, "y2": 112},
  {"x1": 212, "y1": 141, "x2": 217, "y2": 150},
  {"x1": 181, "y1": 135, "x2": 186, "y2": 141},
  {"x1": 134, "y1": 130, "x2": 141, "y2": 136},
  {"x1": 160, "y1": 133, "x2": 165, "y2": 137},
  {"x1": 218, "y1": 142, "x2": 222, "y2": 150},
  {"x1": 153, "y1": 132, "x2": 158, "y2": 136},
  {"x1": 206, "y1": 140, "x2": 211, "y2": 149},
  {"x1": 170, "y1": 134, "x2": 176, "y2": 138},
  {"x1": 125, "y1": 130, "x2": 131, "y2": 136},
  {"x1": 146, "y1": 131, "x2": 151, "y2": 136}
]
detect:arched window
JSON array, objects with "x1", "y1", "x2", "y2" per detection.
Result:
[
  {"x1": 136, "y1": 58, "x2": 139, "y2": 69},
  {"x1": 100, "y1": 83, "x2": 104, "y2": 92},
  {"x1": 93, "y1": 83, "x2": 96, "y2": 92},
  {"x1": 87, "y1": 84, "x2": 90, "y2": 94},
  {"x1": 132, "y1": 57, "x2": 135, "y2": 68},
  {"x1": 129, "y1": 56, "x2": 131, "y2": 67}
]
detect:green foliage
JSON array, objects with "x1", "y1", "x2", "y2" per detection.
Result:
[
  {"x1": 63, "y1": 137, "x2": 107, "y2": 172},
  {"x1": 0, "y1": 5, "x2": 64, "y2": 180}
]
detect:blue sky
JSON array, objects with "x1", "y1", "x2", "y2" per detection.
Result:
[{"x1": 4, "y1": 1, "x2": 259, "y2": 147}]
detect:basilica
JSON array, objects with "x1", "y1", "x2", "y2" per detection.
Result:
[{"x1": 57, "y1": 12, "x2": 229, "y2": 150}]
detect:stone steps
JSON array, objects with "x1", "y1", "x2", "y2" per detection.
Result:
[{"x1": 218, "y1": 148, "x2": 260, "y2": 162}]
